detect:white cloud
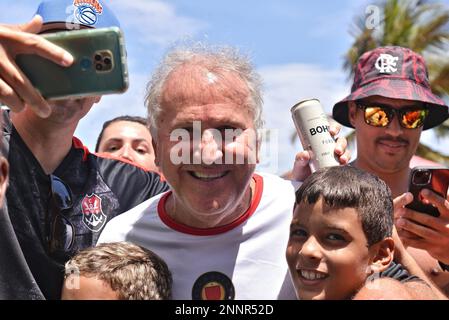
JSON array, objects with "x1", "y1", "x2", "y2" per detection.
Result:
[
  {"x1": 109, "y1": 0, "x2": 207, "y2": 46},
  {"x1": 307, "y1": 1, "x2": 369, "y2": 39},
  {"x1": 0, "y1": 0, "x2": 206, "y2": 47}
]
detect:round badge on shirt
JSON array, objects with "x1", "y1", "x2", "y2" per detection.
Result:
[{"x1": 192, "y1": 271, "x2": 235, "y2": 300}]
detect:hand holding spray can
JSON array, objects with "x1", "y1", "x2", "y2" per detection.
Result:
[{"x1": 291, "y1": 98, "x2": 339, "y2": 172}]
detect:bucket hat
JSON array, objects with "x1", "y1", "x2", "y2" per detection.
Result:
[{"x1": 333, "y1": 46, "x2": 448, "y2": 130}]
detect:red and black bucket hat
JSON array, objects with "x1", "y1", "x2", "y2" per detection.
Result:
[{"x1": 333, "y1": 46, "x2": 448, "y2": 130}]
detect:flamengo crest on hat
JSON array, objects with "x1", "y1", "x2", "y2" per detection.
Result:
[
  {"x1": 81, "y1": 194, "x2": 107, "y2": 232},
  {"x1": 375, "y1": 54, "x2": 399, "y2": 74}
]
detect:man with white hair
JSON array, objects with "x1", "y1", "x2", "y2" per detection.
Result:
[
  {"x1": 0, "y1": 2, "x2": 348, "y2": 299},
  {"x1": 99, "y1": 44, "x2": 350, "y2": 300}
]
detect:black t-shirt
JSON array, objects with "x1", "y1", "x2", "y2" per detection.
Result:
[
  {"x1": 1, "y1": 113, "x2": 169, "y2": 299},
  {"x1": 367, "y1": 261, "x2": 421, "y2": 283},
  {"x1": 0, "y1": 203, "x2": 44, "y2": 299}
]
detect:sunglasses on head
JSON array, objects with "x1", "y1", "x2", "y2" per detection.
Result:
[
  {"x1": 356, "y1": 102, "x2": 429, "y2": 129},
  {"x1": 47, "y1": 175, "x2": 74, "y2": 258}
]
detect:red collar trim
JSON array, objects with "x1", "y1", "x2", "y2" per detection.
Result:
[
  {"x1": 72, "y1": 137, "x2": 89, "y2": 162},
  {"x1": 94, "y1": 151, "x2": 164, "y2": 179},
  {"x1": 157, "y1": 174, "x2": 264, "y2": 236}
]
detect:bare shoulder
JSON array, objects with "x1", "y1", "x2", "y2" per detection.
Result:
[
  {"x1": 354, "y1": 277, "x2": 444, "y2": 300},
  {"x1": 403, "y1": 280, "x2": 442, "y2": 300},
  {"x1": 354, "y1": 278, "x2": 413, "y2": 300},
  {"x1": 407, "y1": 247, "x2": 449, "y2": 295}
]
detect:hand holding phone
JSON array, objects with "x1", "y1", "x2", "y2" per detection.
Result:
[
  {"x1": 405, "y1": 166, "x2": 449, "y2": 217},
  {"x1": 0, "y1": 16, "x2": 74, "y2": 117},
  {"x1": 16, "y1": 26, "x2": 128, "y2": 100}
]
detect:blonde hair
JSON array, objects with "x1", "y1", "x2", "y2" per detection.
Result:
[{"x1": 65, "y1": 242, "x2": 172, "y2": 300}]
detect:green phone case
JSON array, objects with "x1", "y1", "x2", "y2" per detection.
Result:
[{"x1": 16, "y1": 27, "x2": 129, "y2": 100}]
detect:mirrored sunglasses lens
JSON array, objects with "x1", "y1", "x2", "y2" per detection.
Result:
[
  {"x1": 51, "y1": 176, "x2": 72, "y2": 209},
  {"x1": 364, "y1": 107, "x2": 389, "y2": 127},
  {"x1": 401, "y1": 109, "x2": 428, "y2": 129},
  {"x1": 51, "y1": 215, "x2": 74, "y2": 252}
]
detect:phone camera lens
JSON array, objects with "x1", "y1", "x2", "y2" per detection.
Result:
[
  {"x1": 94, "y1": 54, "x2": 102, "y2": 61},
  {"x1": 413, "y1": 170, "x2": 431, "y2": 186},
  {"x1": 95, "y1": 63, "x2": 103, "y2": 71},
  {"x1": 103, "y1": 58, "x2": 111, "y2": 65},
  {"x1": 80, "y1": 58, "x2": 91, "y2": 70}
]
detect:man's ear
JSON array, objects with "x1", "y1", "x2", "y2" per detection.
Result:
[
  {"x1": 368, "y1": 237, "x2": 395, "y2": 274},
  {"x1": 348, "y1": 102, "x2": 358, "y2": 127},
  {"x1": 152, "y1": 139, "x2": 160, "y2": 166},
  {"x1": 0, "y1": 156, "x2": 9, "y2": 206}
]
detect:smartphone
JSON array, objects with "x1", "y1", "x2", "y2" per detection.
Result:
[
  {"x1": 16, "y1": 27, "x2": 128, "y2": 100},
  {"x1": 405, "y1": 166, "x2": 449, "y2": 217}
]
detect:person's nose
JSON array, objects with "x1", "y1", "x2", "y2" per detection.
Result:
[
  {"x1": 385, "y1": 112, "x2": 404, "y2": 137},
  {"x1": 299, "y1": 236, "x2": 323, "y2": 260},
  {"x1": 119, "y1": 144, "x2": 134, "y2": 162},
  {"x1": 194, "y1": 129, "x2": 223, "y2": 165}
]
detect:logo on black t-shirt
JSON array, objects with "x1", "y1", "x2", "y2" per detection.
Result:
[{"x1": 81, "y1": 194, "x2": 107, "y2": 232}]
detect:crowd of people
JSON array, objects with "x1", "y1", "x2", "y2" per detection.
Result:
[{"x1": 0, "y1": 0, "x2": 448, "y2": 300}]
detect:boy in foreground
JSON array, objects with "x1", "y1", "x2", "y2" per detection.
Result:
[
  {"x1": 286, "y1": 166, "x2": 446, "y2": 300},
  {"x1": 62, "y1": 242, "x2": 172, "y2": 300}
]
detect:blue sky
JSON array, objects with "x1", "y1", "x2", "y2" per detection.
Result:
[{"x1": 2, "y1": 0, "x2": 448, "y2": 173}]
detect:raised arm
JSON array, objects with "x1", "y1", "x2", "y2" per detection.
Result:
[{"x1": 0, "y1": 15, "x2": 73, "y2": 117}]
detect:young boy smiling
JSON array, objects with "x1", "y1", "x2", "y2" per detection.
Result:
[{"x1": 286, "y1": 166, "x2": 445, "y2": 300}]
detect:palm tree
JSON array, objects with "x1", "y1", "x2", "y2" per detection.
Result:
[{"x1": 344, "y1": 0, "x2": 449, "y2": 164}]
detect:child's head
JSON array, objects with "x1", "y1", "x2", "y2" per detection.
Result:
[
  {"x1": 62, "y1": 242, "x2": 172, "y2": 300},
  {"x1": 286, "y1": 165, "x2": 394, "y2": 300}
]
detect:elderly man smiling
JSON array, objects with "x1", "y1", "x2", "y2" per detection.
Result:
[{"x1": 98, "y1": 44, "x2": 349, "y2": 300}]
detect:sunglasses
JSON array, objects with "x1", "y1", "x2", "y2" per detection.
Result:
[
  {"x1": 356, "y1": 102, "x2": 429, "y2": 129},
  {"x1": 47, "y1": 175, "x2": 75, "y2": 258}
]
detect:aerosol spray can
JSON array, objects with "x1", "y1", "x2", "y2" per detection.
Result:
[{"x1": 291, "y1": 98, "x2": 339, "y2": 172}]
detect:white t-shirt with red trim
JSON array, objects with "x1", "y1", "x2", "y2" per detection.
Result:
[{"x1": 98, "y1": 173, "x2": 298, "y2": 300}]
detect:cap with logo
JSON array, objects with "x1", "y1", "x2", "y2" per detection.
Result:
[
  {"x1": 36, "y1": 0, "x2": 120, "y2": 33},
  {"x1": 333, "y1": 46, "x2": 448, "y2": 130}
]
